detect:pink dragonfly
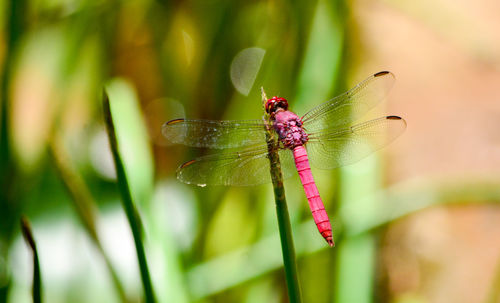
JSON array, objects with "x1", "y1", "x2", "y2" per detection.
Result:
[{"x1": 162, "y1": 71, "x2": 406, "y2": 246}]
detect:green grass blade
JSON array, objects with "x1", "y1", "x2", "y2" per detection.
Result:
[
  {"x1": 294, "y1": 0, "x2": 344, "y2": 113},
  {"x1": 0, "y1": 0, "x2": 28, "y2": 300},
  {"x1": 20, "y1": 217, "x2": 42, "y2": 303},
  {"x1": 335, "y1": 157, "x2": 379, "y2": 303},
  {"x1": 104, "y1": 80, "x2": 154, "y2": 205},
  {"x1": 103, "y1": 89, "x2": 157, "y2": 303},
  {"x1": 262, "y1": 88, "x2": 303, "y2": 303}
]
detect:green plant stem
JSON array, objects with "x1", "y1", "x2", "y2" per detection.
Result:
[
  {"x1": 103, "y1": 91, "x2": 156, "y2": 303},
  {"x1": 261, "y1": 88, "x2": 302, "y2": 303},
  {"x1": 20, "y1": 217, "x2": 42, "y2": 303}
]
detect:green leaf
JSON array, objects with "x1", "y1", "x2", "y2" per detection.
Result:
[
  {"x1": 295, "y1": 0, "x2": 344, "y2": 113},
  {"x1": 20, "y1": 217, "x2": 42, "y2": 303},
  {"x1": 104, "y1": 79, "x2": 154, "y2": 205},
  {"x1": 103, "y1": 85, "x2": 156, "y2": 303}
]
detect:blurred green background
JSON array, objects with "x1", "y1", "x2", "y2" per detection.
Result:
[{"x1": 2, "y1": 0, "x2": 500, "y2": 302}]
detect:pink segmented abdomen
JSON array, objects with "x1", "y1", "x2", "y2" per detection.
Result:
[{"x1": 293, "y1": 145, "x2": 334, "y2": 247}]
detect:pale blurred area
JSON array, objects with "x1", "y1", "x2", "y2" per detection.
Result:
[
  {"x1": 354, "y1": 0, "x2": 500, "y2": 302},
  {"x1": 357, "y1": 0, "x2": 500, "y2": 179}
]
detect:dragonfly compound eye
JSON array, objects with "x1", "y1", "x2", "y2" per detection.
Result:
[
  {"x1": 265, "y1": 97, "x2": 277, "y2": 114},
  {"x1": 276, "y1": 97, "x2": 288, "y2": 111},
  {"x1": 266, "y1": 96, "x2": 288, "y2": 114}
]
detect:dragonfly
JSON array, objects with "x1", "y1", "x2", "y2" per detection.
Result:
[{"x1": 162, "y1": 71, "x2": 406, "y2": 247}]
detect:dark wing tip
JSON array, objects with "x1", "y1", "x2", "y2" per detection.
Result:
[
  {"x1": 166, "y1": 118, "x2": 185, "y2": 125},
  {"x1": 180, "y1": 159, "x2": 196, "y2": 169},
  {"x1": 386, "y1": 115, "x2": 407, "y2": 130},
  {"x1": 374, "y1": 71, "x2": 390, "y2": 77},
  {"x1": 386, "y1": 115, "x2": 402, "y2": 120},
  {"x1": 162, "y1": 118, "x2": 185, "y2": 140}
]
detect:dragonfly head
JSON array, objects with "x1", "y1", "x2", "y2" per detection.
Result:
[{"x1": 265, "y1": 96, "x2": 288, "y2": 115}]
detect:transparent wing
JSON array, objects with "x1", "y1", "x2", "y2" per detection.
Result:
[
  {"x1": 301, "y1": 71, "x2": 395, "y2": 133},
  {"x1": 162, "y1": 118, "x2": 269, "y2": 149},
  {"x1": 306, "y1": 116, "x2": 406, "y2": 169},
  {"x1": 177, "y1": 145, "x2": 297, "y2": 186}
]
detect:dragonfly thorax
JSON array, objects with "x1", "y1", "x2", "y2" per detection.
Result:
[{"x1": 272, "y1": 110, "x2": 309, "y2": 149}]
